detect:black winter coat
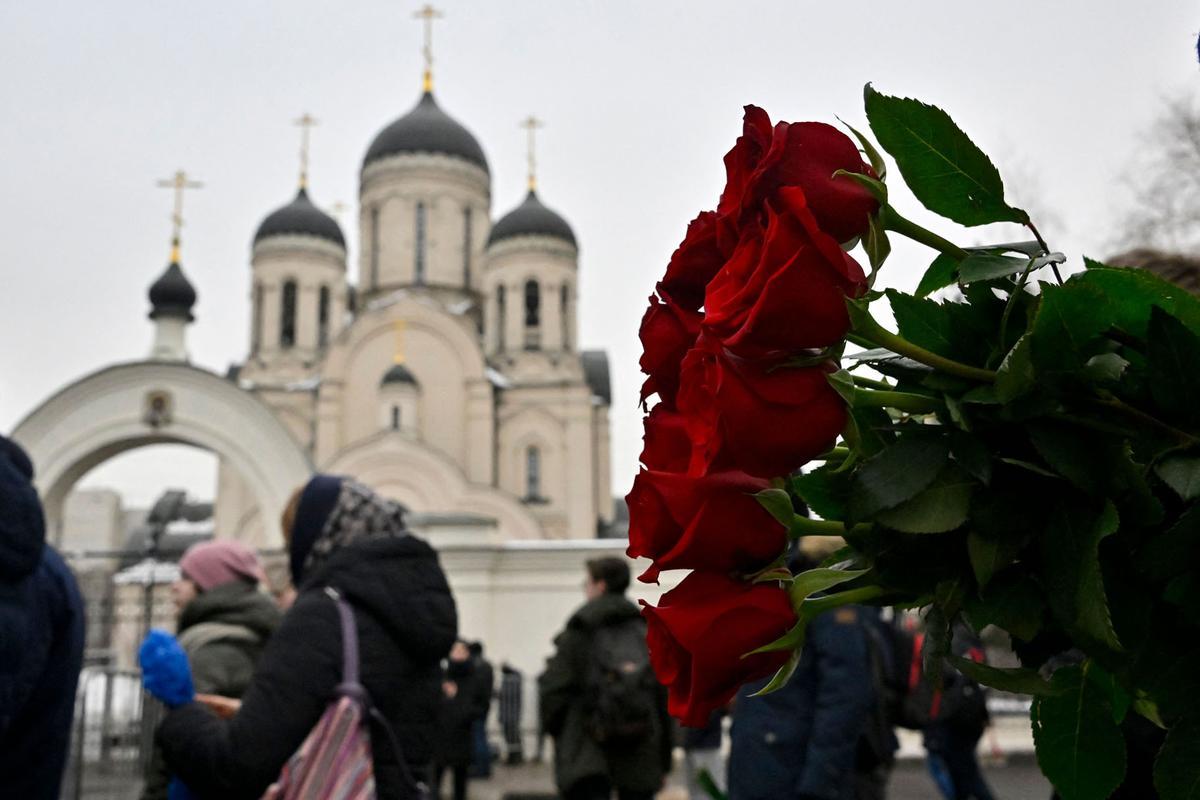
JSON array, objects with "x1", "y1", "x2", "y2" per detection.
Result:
[
  {"x1": 434, "y1": 662, "x2": 489, "y2": 767},
  {"x1": 157, "y1": 535, "x2": 458, "y2": 799},
  {"x1": 0, "y1": 544, "x2": 85, "y2": 800}
]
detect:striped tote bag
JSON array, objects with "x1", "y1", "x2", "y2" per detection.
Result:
[{"x1": 261, "y1": 587, "x2": 428, "y2": 800}]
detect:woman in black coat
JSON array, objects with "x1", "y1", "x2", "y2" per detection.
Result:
[{"x1": 154, "y1": 476, "x2": 459, "y2": 799}]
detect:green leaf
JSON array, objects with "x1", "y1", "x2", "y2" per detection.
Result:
[
  {"x1": 1039, "y1": 501, "x2": 1122, "y2": 651},
  {"x1": 849, "y1": 436, "x2": 949, "y2": 520},
  {"x1": 1155, "y1": 455, "x2": 1200, "y2": 501},
  {"x1": 833, "y1": 168, "x2": 888, "y2": 203},
  {"x1": 1084, "y1": 352, "x2": 1129, "y2": 384},
  {"x1": 949, "y1": 656, "x2": 1057, "y2": 696},
  {"x1": 875, "y1": 465, "x2": 973, "y2": 533},
  {"x1": 963, "y1": 571, "x2": 1044, "y2": 640},
  {"x1": 915, "y1": 252, "x2": 960, "y2": 297},
  {"x1": 863, "y1": 211, "x2": 891, "y2": 273},
  {"x1": 839, "y1": 117, "x2": 887, "y2": 180},
  {"x1": 1028, "y1": 280, "x2": 1112, "y2": 382},
  {"x1": 788, "y1": 567, "x2": 869, "y2": 608},
  {"x1": 863, "y1": 84, "x2": 1028, "y2": 227},
  {"x1": 957, "y1": 252, "x2": 1030, "y2": 283},
  {"x1": 790, "y1": 466, "x2": 851, "y2": 521},
  {"x1": 750, "y1": 650, "x2": 800, "y2": 696},
  {"x1": 754, "y1": 489, "x2": 794, "y2": 527},
  {"x1": 1155, "y1": 715, "x2": 1200, "y2": 800},
  {"x1": 995, "y1": 333, "x2": 1035, "y2": 402},
  {"x1": 950, "y1": 430, "x2": 991, "y2": 484},
  {"x1": 1079, "y1": 261, "x2": 1200, "y2": 338},
  {"x1": 887, "y1": 290, "x2": 958, "y2": 359},
  {"x1": 1032, "y1": 662, "x2": 1127, "y2": 800},
  {"x1": 1135, "y1": 504, "x2": 1200, "y2": 584},
  {"x1": 1148, "y1": 305, "x2": 1200, "y2": 431}
]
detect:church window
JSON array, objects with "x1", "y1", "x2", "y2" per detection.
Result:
[
  {"x1": 391, "y1": 405, "x2": 401, "y2": 431},
  {"x1": 524, "y1": 280, "x2": 540, "y2": 350},
  {"x1": 318, "y1": 285, "x2": 330, "y2": 347},
  {"x1": 369, "y1": 206, "x2": 380, "y2": 289},
  {"x1": 526, "y1": 446, "x2": 541, "y2": 500},
  {"x1": 280, "y1": 280, "x2": 297, "y2": 348},
  {"x1": 251, "y1": 282, "x2": 263, "y2": 353},
  {"x1": 497, "y1": 285, "x2": 506, "y2": 351},
  {"x1": 415, "y1": 202, "x2": 427, "y2": 285},
  {"x1": 462, "y1": 206, "x2": 472, "y2": 286},
  {"x1": 560, "y1": 284, "x2": 570, "y2": 350}
]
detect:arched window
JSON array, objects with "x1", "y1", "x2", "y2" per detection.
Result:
[
  {"x1": 251, "y1": 282, "x2": 263, "y2": 353},
  {"x1": 526, "y1": 446, "x2": 541, "y2": 500},
  {"x1": 560, "y1": 284, "x2": 570, "y2": 350},
  {"x1": 415, "y1": 202, "x2": 427, "y2": 285},
  {"x1": 462, "y1": 206, "x2": 473, "y2": 286},
  {"x1": 318, "y1": 285, "x2": 330, "y2": 347},
  {"x1": 391, "y1": 405, "x2": 401, "y2": 431},
  {"x1": 496, "y1": 285, "x2": 506, "y2": 351},
  {"x1": 280, "y1": 280, "x2": 297, "y2": 348},
  {"x1": 524, "y1": 280, "x2": 540, "y2": 350},
  {"x1": 369, "y1": 206, "x2": 381, "y2": 289}
]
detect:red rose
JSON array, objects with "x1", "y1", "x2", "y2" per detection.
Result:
[
  {"x1": 642, "y1": 571, "x2": 797, "y2": 726},
  {"x1": 657, "y1": 211, "x2": 725, "y2": 312},
  {"x1": 703, "y1": 187, "x2": 867, "y2": 357},
  {"x1": 640, "y1": 405, "x2": 693, "y2": 473},
  {"x1": 678, "y1": 344, "x2": 846, "y2": 479},
  {"x1": 625, "y1": 469, "x2": 786, "y2": 582},
  {"x1": 719, "y1": 105, "x2": 879, "y2": 244},
  {"x1": 639, "y1": 295, "x2": 702, "y2": 408}
]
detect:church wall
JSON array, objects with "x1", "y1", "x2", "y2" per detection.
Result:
[
  {"x1": 359, "y1": 155, "x2": 490, "y2": 295},
  {"x1": 483, "y1": 239, "x2": 577, "y2": 356}
]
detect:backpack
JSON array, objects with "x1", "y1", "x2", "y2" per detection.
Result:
[
  {"x1": 881, "y1": 630, "x2": 989, "y2": 733},
  {"x1": 261, "y1": 587, "x2": 429, "y2": 800},
  {"x1": 584, "y1": 616, "x2": 659, "y2": 747}
]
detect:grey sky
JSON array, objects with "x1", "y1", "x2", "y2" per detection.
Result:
[{"x1": 1, "y1": 1, "x2": 1196, "y2": 508}]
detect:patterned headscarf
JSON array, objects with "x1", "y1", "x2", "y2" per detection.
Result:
[{"x1": 292, "y1": 478, "x2": 408, "y2": 585}]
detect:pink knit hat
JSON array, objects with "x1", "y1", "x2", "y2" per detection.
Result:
[{"x1": 178, "y1": 540, "x2": 268, "y2": 591}]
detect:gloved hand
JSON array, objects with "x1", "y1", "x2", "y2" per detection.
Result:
[
  {"x1": 139, "y1": 629, "x2": 194, "y2": 708},
  {"x1": 168, "y1": 777, "x2": 197, "y2": 800}
]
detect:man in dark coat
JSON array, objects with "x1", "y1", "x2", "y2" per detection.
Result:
[
  {"x1": 727, "y1": 605, "x2": 875, "y2": 800},
  {"x1": 152, "y1": 476, "x2": 458, "y2": 799},
  {"x1": 539, "y1": 556, "x2": 673, "y2": 800},
  {"x1": 0, "y1": 435, "x2": 86, "y2": 800},
  {"x1": 434, "y1": 639, "x2": 490, "y2": 800},
  {"x1": 467, "y1": 640, "x2": 495, "y2": 778}
]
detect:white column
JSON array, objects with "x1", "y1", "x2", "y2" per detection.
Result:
[{"x1": 149, "y1": 317, "x2": 189, "y2": 362}]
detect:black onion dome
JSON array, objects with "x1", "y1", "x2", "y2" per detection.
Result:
[
  {"x1": 381, "y1": 363, "x2": 418, "y2": 386},
  {"x1": 487, "y1": 190, "x2": 577, "y2": 248},
  {"x1": 254, "y1": 188, "x2": 345, "y2": 248},
  {"x1": 364, "y1": 91, "x2": 489, "y2": 172},
  {"x1": 148, "y1": 261, "x2": 197, "y2": 321}
]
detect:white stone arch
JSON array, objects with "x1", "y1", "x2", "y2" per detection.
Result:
[
  {"x1": 10, "y1": 361, "x2": 313, "y2": 548},
  {"x1": 323, "y1": 431, "x2": 542, "y2": 541}
]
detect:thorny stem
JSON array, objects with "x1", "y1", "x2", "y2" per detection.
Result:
[
  {"x1": 850, "y1": 325, "x2": 997, "y2": 383},
  {"x1": 880, "y1": 205, "x2": 969, "y2": 261}
]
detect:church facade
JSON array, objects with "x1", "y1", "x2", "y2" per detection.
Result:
[{"x1": 213, "y1": 88, "x2": 614, "y2": 544}]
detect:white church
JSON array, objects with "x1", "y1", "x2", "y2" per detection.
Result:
[{"x1": 10, "y1": 16, "x2": 671, "y2": 680}]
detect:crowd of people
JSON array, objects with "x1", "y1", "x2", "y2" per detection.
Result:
[{"x1": 2, "y1": 432, "x2": 1000, "y2": 800}]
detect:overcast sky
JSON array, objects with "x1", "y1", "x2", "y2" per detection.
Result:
[{"x1": 1, "y1": 1, "x2": 1196, "y2": 508}]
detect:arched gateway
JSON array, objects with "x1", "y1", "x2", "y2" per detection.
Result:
[{"x1": 11, "y1": 361, "x2": 312, "y2": 548}]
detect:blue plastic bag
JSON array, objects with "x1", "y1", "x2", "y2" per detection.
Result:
[{"x1": 139, "y1": 629, "x2": 194, "y2": 708}]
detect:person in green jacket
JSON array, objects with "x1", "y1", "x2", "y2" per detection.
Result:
[
  {"x1": 539, "y1": 557, "x2": 674, "y2": 800},
  {"x1": 140, "y1": 540, "x2": 281, "y2": 800}
]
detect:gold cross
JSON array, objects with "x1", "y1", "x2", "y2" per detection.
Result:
[
  {"x1": 156, "y1": 169, "x2": 203, "y2": 262},
  {"x1": 413, "y1": 4, "x2": 443, "y2": 92},
  {"x1": 520, "y1": 115, "x2": 544, "y2": 192},
  {"x1": 294, "y1": 113, "x2": 318, "y2": 190}
]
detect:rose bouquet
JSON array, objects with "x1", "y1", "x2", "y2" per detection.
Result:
[{"x1": 632, "y1": 86, "x2": 1200, "y2": 799}]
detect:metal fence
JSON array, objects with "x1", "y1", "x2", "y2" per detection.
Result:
[{"x1": 60, "y1": 664, "x2": 164, "y2": 800}]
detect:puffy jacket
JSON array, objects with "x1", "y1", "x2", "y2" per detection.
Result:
[
  {"x1": 156, "y1": 534, "x2": 457, "y2": 799},
  {"x1": 0, "y1": 443, "x2": 86, "y2": 800},
  {"x1": 728, "y1": 607, "x2": 874, "y2": 800}
]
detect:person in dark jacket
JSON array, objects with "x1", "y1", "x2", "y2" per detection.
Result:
[
  {"x1": 434, "y1": 640, "x2": 489, "y2": 800},
  {"x1": 924, "y1": 624, "x2": 994, "y2": 800},
  {"x1": 141, "y1": 540, "x2": 281, "y2": 800},
  {"x1": 150, "y1": 475, "x2": 458, "y2": 799},
  {"x1": 539, "y1": 556, "x2": 673, "y2": 800},
  {"x1": 466, "y1": 640, "x2": 495, "y2": 778},
  {"x1": 727, "y1": 606, "x2": 875, "y2": 800},
  {"x1": 0, "y1": 435, "x2": 86, "y2": 800}
]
